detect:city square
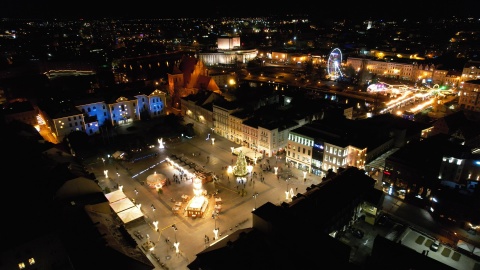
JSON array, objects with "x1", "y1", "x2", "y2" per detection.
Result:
[{"x1": 90, "y1": 121, "x2": 323, "y2": 269}]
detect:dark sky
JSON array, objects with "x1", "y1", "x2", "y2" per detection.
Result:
[{"x1": 1, "y1": 1, "x2": 478, "y2": 20}]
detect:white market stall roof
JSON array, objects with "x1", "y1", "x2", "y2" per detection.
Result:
[
  {"x1": 105, "y1": 189, "x2": 127, "y2": 203},
  {"x1": 473, "y1": 246, "x2": 480, "y2": 257},
  {"x1": 110, "y1": 197, "x2": 136, "y2": 213},
  {"x1": 117, "y1": 207, "x2": 144, "y2": 224},
  {"x1": 457, "y1": 239, "x2": 475, "y2": 252},
  {"x1": 105, "y1": 190, "x2": 144, "y2": 224}
]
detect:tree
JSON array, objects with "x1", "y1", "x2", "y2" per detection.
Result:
[
  {"x1": 140, "y1": 108, "x2": 151, "y2": 121},
  {"x1": 184, "y1": 123, "x2": 195, "y2": 137},
  {"x1": 247, "y1": 58, "x2": 263, "y2": 68},
  {"x1": 66, "y1": 130, "x2": 96, "y2": 158},
  {"x1": 304, "y1": 59, "x2": 314, "y2": 76}
]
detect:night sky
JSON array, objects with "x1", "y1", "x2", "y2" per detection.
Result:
[{"x1": 1, "y1": 1, "x2": 478, "y2": 20}]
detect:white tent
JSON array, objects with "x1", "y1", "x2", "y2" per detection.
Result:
[
  {"x1": 457, "y1": 240, "x2": 475, "y2": 252},
  {"x1": 473, "y1": 247, "x2": 480, "y2": 256},
  {"x1": 117, "y1": 207, "x2": 144, "y2": 224},
  {"x1": 105, "y1": 190, "x2": 144, "y2": 224},
  {"x1": 232, "y1": 146, "x2": 263, "y2": 163},
  {"x1": 105, "y1": 189, "x2": 126, "y2": 203},
  {"x1": 110, "y1": 197, "x2": 136, "y2": 213}
]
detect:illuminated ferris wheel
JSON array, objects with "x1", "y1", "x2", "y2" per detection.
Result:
[{"x1": 327, "y1": 48, "x2": 344, "y2": 80}]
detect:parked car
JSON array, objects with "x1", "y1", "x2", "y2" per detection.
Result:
[
  {"x1": 350, "y1": 227, "x2": 364, "y2": 239},
  {"x1": 430, "y1": 240, "x2": 440, "y2": 252}
]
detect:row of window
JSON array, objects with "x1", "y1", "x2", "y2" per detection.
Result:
[
  {"x1": 288, "y1": 134, "x2": 314, "y2": 147},
  {"x1": 325, "y1": 145, "x2": 347, "y2": 156}
]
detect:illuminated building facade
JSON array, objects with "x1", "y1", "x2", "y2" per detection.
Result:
[
  {"x1": 458, "y1": 80, "x2": 480, "y2": 111},
  {"x1": 50, "y1": 110, "x2": 85, "y2": 142},
  {"x1": 286, "y1": 131, "x2": 314, "y2": 172},
  {"x1": 461, "y1": 61, "x2": 480, "y2": 81},
  {"x1": 38, "y1": 89, "x2": 167, "y2": 142},
  {"x1": 198, "y1": 36, "x2": 258, "y2": 67}
]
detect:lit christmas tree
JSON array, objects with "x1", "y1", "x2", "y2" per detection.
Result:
[{"x1": 233, "y1": 151, "x2": 248, "y2": 178}]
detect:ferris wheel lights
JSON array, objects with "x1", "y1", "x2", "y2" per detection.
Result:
[{"x1": 327, "y1": 48, "x2": 344, "y2": 81}]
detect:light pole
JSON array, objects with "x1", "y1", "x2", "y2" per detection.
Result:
[
  {"x1": 253, "y1": 192, "x2": 259, "y2": 210},
  {"x1": 173, "y1": 225, "x2": 180, "y2": 255},
  {"x1": 212, "y1": 212, "x2": 219, "y2": 240},
  {"x1": 285, "y1": 179, "x2": 290, "y2": 200},
  {"x1": 247, "y1": 165, "x2": 253, "y2": 175},
  {"x1": 274, "y1": 166, "x2": 278, "y2": 175},
  {"x1": 146, "y1": 233, "x2": 155, "y2": 252},
  {"x1": 158, "y1": 138, "x2": 165, "y2": 149},
  {"x1": 303, "y1": 171, "x2": 307, "y2": 182}
]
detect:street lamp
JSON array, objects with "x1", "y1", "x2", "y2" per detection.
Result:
[
  {"x1": 285, "y1": 179, "x2": 290, "y2": 200},
  {"x1": 173, "y1": 225, "x2": 180, "y2": 255},
  {"x1": 146, "y1": 233, "x2": 155, "y2": 251},
  {"x1": 247, "y1": 164, "x2": 253, "y2": 175},
  {"x1": 158, "y1": 138, "x2": 165, "y2": 149},
  {"x1": 211, "y1": 138, "x2": 215, "y2": 145},
  {"x1": 303, "y1": 171, "x2": 307, "y2": 182},
  {"x1": 212, "y1": 212, "x2": 219, "y2": 240},
  {"x1": 253, "y1": 192, "x2": 259, "y2": 210},
  {"x1": 274, "y1": 166, "x2": 278, "y2": 175}
]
